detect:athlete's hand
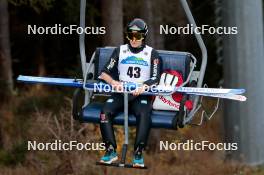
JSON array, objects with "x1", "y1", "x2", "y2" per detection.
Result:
[
  {"x1": 132, "y1": 84, "x2": 148, "y2": 96},
  {"x1": 110, "y1": 80, "x2": 123, "y2": 92}
]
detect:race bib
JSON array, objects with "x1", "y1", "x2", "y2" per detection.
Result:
[{"x1": 118, "y1": 44, "x2": 152, "y2": 83}]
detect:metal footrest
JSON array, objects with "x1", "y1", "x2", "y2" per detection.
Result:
[{"x1": 96, "y1": 162, "x2": 147, "y2": 169}]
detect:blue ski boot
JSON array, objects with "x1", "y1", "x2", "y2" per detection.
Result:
[
  {"x1": 132, "y1": 151, "x2": 144, "y2": 167},
  {"x1": 100, "y1": 147, "x2": 118, "y2": 164}
]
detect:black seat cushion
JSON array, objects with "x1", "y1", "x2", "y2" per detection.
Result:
[{"x1": 81, "y1": 103, "x2": 178, "y2": 129}]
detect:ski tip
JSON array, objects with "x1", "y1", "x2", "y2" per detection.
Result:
[
  {"x1": 17, "y1": 75, "x2": 21, "y2": 81},
  {"x1": 17, "y1": 75, "x2": 27, "y2": 81},
  {"x1": 230, "y1": 89, "x2": 246, "y2": 94},
  {"x1": 238, "y1": 95, "x2": 247, "y2": 102},
  {"x1": 240, "y1": 89, "x2": 246, "y2": 94}
]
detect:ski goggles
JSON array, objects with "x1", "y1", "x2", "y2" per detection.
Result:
[{"x1": 126, "y1": 32, "x2": 144, "y2": 41}]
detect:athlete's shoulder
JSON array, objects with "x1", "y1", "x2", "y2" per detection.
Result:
[
  {"x1": 144, "y1": 44, "x2": 153, "y2": 51},
  {"x1": 149, "y1": 48, "x2": 159, "y2": 58},
  {"x1": 119, "y1": 44, "x2": 128, "y2": 51}
]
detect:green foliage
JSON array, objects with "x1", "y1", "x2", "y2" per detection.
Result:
[
  {"x1": 0, "y1": 141, "x2": 27, "y2": 166},
  {"x1": 8, "y1": 0, "x2": 55, "y2": 13},
  {"x1": 61, "y1": 0, "x2": 100, "y2": 25}
]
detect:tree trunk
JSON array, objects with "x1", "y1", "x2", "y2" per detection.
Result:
[
  {"x1": 175, "y1": 0, "x2": 189, "y2": 50},
  {"x1": 0, "y1": 0, "x2": 13, "y2": 102},
  {"x1": 0, "y1": 0, "x2": 13, "y2": 149},
  {"x1": 141, "y1": 0, "x2": 165, "y2": 50},
  {"x1": 102, "y1": 0, "x2": 123, "y2": 46},
  {"x1": 222, "y1": 0, "x2": 264, "y2": 165}
]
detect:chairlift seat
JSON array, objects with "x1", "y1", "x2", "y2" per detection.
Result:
[{"x1": 79, "y1": 47, "x2": 193, "y2": 129}]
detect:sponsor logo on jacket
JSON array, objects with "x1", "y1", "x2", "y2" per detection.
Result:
[{"x1": 121, "y1": 56, "x2": 148, "y2": 66}]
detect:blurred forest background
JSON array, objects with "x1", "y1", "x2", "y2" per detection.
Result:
[{"x1": 0, "y1": 0, "x2": 263, "y2": 174}]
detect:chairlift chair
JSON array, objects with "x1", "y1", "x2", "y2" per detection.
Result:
[
  {"x1": 75, "y1": 0, "x2": 211, "y2": 129},
  {"x1": 17, "y1": 0, "x2": 224, "y2": 169},
  {"x1": 71, "y1": 0, "x2": 214, "y2": 169}
]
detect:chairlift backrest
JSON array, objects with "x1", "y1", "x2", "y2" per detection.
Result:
[{"x1": 93, "y1": 47, "x2": 192, "y2": 81}]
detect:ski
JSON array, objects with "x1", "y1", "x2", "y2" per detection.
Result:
[
  {"x1": 17, "y1": 75, "x2": 85, "y2": 88},
  {"x1": 86, "y1": 82, "x2": 245, "y2": 95},
  {"x1": 17, "y1": 75, "x2": 246, "y2": 96},
  {"x1": 85, "y1": 83, "x2": 247, "y2": 101},
  {"x1": 156, "y1": 85, "x2": 245, "y2": 95},
  {"x1": 187, "y1": 92, "x2": 247, "y2": 101}
]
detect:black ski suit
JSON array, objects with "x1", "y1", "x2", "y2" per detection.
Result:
[{"x1": 99, "y1": 44, "x2": 161, "y2": 151}]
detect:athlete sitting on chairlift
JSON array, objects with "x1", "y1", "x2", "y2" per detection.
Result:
[{"x1": 98, "y1": 18, "x2": 161, "y2": 167}]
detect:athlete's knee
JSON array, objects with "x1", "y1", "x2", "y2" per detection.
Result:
[
  {"x1": 101, "y1": 107, "x2": 112, "y2": 116},
  {"x1": 140, "y1": 111, "x2": 151, "y2": 119},
  {"x1": 134, "y1": 100, "x2": 152, "y2": 116},
  {"x1": 102, "y1": 98, "x2": 117, "y2": 115},
  {"x1": 101, "y1": 101, "x2": 115, "y2": 116},
  {"x1": 136, "y1": 106, "x2": 152, "y2": 118}
]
